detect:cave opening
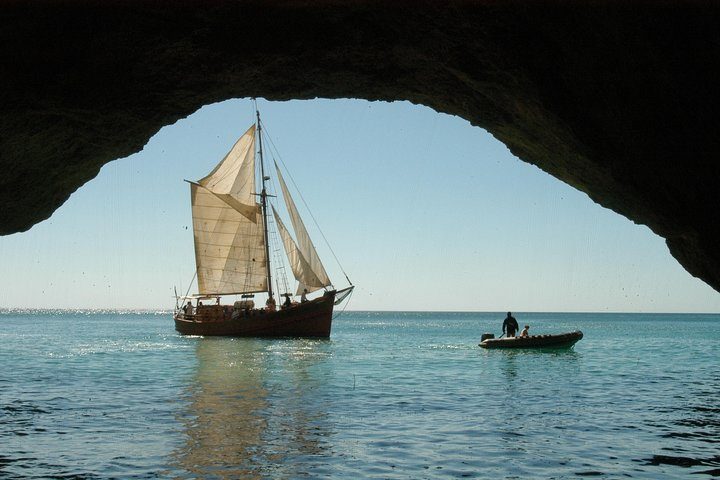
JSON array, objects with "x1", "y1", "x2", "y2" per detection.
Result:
[{"x1": 1, "y1": 98, "x2": 717, "y2": 312}]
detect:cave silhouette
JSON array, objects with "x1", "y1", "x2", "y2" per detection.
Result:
[{"x1": 1, "y1": 2, "x2": 719, "y2": 292}]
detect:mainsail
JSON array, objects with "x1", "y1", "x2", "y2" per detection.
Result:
[
  {"x1": 274, "y1": 163, "x2": 332, "y2": 294},
  {"x1": 191, "y1": 125, "x2": 267, "y2": 295}
]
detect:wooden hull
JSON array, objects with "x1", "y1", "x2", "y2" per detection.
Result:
[
  {"x1": 479, "y1": 330, "x2": 583, "y2": 349},
  {"x1": 174, "y1": 291, "x2": 336, "y2": 338}
]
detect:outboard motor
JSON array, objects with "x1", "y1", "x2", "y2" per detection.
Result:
[{"x1": 480, "y1": 333, "x2": 495, "y2": 342}]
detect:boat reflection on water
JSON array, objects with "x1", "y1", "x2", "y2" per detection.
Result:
[{"x1": 170, "y1": 338, "x2": 334, "y2": 478}]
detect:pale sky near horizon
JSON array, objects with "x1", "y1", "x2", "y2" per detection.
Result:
[{"x1": 1, "y1": 98, "x2": 719, "y2": 312}]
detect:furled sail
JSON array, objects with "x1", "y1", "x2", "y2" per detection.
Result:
[
  {"x1": 272, "y1": 206, "x2": 325, "y2": 293},
  {"x1": 274, "y1": 163, "x2": 332, "y2": 294},
  {"x1": 190, "y1": 126, "x2": 267, "y2": 295}
]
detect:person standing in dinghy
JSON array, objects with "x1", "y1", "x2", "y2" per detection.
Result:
[{"x1": 502, "y1": 312, "x2": 519, "y2": 337}]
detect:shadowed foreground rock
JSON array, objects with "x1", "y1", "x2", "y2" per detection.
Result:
[{"x1": 1, "y1": 1, "x2": 719, "y2": 293}]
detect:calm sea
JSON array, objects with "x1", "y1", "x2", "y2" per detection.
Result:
[{"x1": 0, "y1": 310, "x2": 718, "y2": 479}]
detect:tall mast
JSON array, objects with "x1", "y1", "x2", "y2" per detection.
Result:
[{"x1": 256, "y1": 109, "x2": 273, "y2": 300}]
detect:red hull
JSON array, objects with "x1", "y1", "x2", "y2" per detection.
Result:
[{"x1": 174, "y1": 291, "x2": 336, "y2": 338}]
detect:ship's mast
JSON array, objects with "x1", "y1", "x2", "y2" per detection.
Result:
[{"x1": 256, "y1": 109, "x2": 273, "y2": 300}]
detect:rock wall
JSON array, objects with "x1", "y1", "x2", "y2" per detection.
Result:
[{"x1": 2, "y1": 1, "x2": 719, "y2": 292}]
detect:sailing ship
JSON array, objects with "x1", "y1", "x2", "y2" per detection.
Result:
[{"x1": 173, "y1": 109, "x2": 353, "y2": 337}]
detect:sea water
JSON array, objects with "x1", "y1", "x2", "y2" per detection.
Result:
[{"x1": 1, "y1": 310, "x2": 718, "y2": 479}]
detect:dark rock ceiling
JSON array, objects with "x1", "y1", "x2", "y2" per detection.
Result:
[{"x1": 2, "y1": 1, "x2": 720, "y2": 294}]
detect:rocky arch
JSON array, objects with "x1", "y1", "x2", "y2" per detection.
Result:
[{"x1": 1, "y1": 1, "x2": 719, "y2": 292}]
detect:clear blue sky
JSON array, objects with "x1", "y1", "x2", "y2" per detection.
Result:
[{"x1": 1, "y1": 98, "x2": 718, "y2": 312}]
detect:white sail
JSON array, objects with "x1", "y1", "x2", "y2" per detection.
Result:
[
  {"x1": 272, "y1": 206, "x2": 325, "y2": 294},
  {"x1": 190, "y1": 126, "x2": 267, "y2": 295},
  {"x1": 274, "y1": 163, "x2": 332, "y2": 292},
  {"x1": 198, "y1": 125, "x2": 258, "y2": 221}
]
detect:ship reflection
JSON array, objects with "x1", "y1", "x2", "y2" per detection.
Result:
[{"x1": 171, "y1": 338, "x2": 333, "y2": 478}]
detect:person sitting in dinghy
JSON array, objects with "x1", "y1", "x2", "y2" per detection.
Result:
[
  {"x1": 502, "y1": 312, "x2": 519, "y2": 337},
  {"x1": 520, "y1": 325, "x2": 530, "y2": 337}
]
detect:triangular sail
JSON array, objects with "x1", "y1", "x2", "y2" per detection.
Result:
[
  {"x1": 274, "y1": 163, "x2": 332, "y2": 292},
  {"x1": 272, "y1": 206, "x2": 325, "y2": 294},
  {"x1": 190, "y1": 125, "x2": 268, "y2": 295},
  {"x1": 198, "y1": 125, "x2": 258, "y2": 222}
]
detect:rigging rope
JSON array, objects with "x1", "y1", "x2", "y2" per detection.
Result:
[{"x1": 182, "y1": 270, "x2": 197, "y2": 301}]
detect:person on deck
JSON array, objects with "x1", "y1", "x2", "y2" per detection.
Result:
[
  {"x1": 183, "y1": 301, "x2": 194, "y2": 315},
  {"x1": 266, "y1": 296, "x2": 276, "y2": 312},
  {"x1": 502, "y1": 312, "x2": 519, "y2": 337},
  {"x1": 520, "y1": 325, "x2": 530, "y2": 337},
  {"x1": 283, "y1": 294, "x2": 292, "y2": 309},
  {"x1": 301, "y1": 289, "x2": 308, "y2": 303}
]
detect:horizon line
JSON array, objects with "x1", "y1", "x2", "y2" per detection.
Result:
[{"x1": 1, "y1": 308, "x2": 718, "y2": 315}]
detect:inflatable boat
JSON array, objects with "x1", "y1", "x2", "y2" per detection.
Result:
[{"x1": 479, "y1": 330, "x2": 583, "y2": 349}]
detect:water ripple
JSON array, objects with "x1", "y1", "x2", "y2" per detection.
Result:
[{"x1": 1, "y1": 311, "x2": 719, "y2": 478}]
